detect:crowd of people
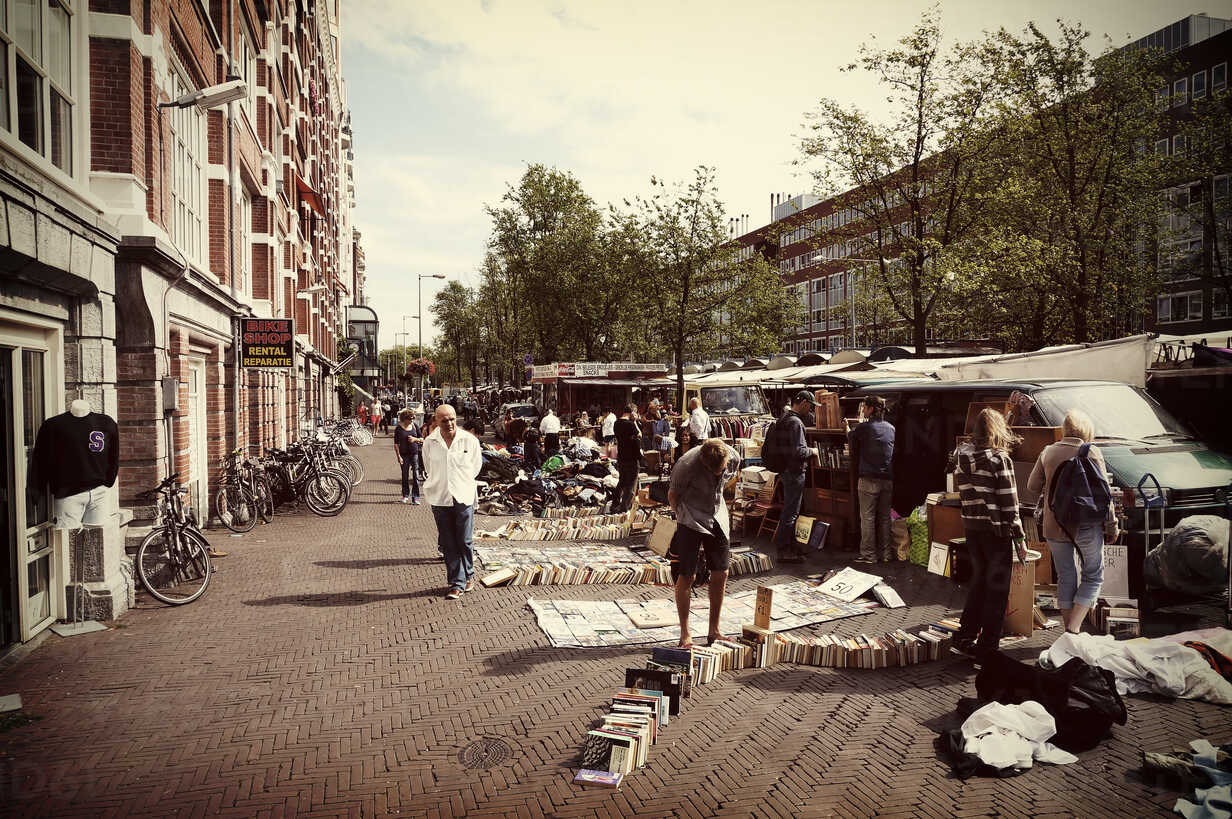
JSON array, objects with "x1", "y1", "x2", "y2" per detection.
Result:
[{"x1": 355, "y1": 386, "x2": 1119, "y2": 657}]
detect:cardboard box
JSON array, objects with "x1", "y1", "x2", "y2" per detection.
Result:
[
  {"x1": 647, "y1": 516, "x2": 676, "y2": 557},
  {"x1": 740, "y1": 466, "x2": 774, "y2": 485},
  {"x1": 1004, "y1": 549, "x2": 1042, "y2": 636},
  {"x1": 1032, "y1": 541, "x2": 1053, "y2": 585},
  {"x1": 1011, "y1": 426, "x2": 1063, "y2": 463}
]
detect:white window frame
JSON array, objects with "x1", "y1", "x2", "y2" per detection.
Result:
[
  {"x1": 1172, "y1": 134, "x2": 1186, "y2": 155},
  {"x1": 1157, "y1": 290, "x2": 1203, "y2": 324},
  {"x1": 237, "y1": 26, "x2": 258, "y2": 131},
  {"x1": 1192, "y1": 70, "x2": 1207, "y2": 100},
  {"x1": 167, "y1": 64, "x2": 207, "y2": 266},
  {"x1": 1173, "y1": 77, "x2": 1188, "y2": 106},
  {"x1": 237, "y1": 186, "x2": 251, "y2": 297},
  {"x1": 0, "y1": 0, "x2": 80, "y2": 180},
  {"x1": 1213, "y1": 62, "x2": 1227, "y2": 91}
]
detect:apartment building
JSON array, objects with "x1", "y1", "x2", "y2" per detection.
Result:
[{"x1": 0, "y1": 0, "x2": 360, "y2": 645}]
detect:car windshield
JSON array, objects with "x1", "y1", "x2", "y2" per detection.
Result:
[
  {"x1": 699, "y1": 386, "x2": 768, "y2": 415},
  {"x1": 1032, "y1": 384, "x2": 1193, "y2": 441},
  {"x1": 512, "y1": 406, "x2": 537, "y2": 417}
]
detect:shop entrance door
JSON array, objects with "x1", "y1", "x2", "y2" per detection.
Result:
[
  {"x1": 187, "y1": 359, "x2": 208, "y2": 519},
  {"x1": 0, "y1": 319, "x2": 59, "y2": 644}
]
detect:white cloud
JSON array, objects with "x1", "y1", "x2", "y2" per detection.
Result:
[{"x1": 342, "y1": 0, "x2": 1195, "y2": 350}]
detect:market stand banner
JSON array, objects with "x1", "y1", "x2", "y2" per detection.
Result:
[{"x1": 239, "y1": 318, "x2": 294, "y2": 368}]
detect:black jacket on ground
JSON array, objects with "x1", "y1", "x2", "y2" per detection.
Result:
[{"x1": 30, "y1": 412, "x2": 119, "y2": 498}]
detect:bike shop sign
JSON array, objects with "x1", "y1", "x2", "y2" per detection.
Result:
[{"x1": 239, "y1": 318, "x2": 295, "y2": 367}]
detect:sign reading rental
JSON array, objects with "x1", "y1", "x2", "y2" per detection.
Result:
[{"x1": 239, "y1": 318, "x2": 295, "y2": 367}]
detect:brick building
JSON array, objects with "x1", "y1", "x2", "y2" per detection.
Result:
[{"x1": 1, "y1": 0, "x2": 361, "y2": 646}]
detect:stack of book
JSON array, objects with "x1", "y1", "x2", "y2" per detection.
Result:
[
  {"x1": 477, "y1": 513, "x2": 637, "y2": 542},
  {"x1": 776, "y1": 627, "x2": 953, "y2": 668},
  {"x1": 483, "y1": 550, "x2": 773, "y2": 587},
  {"x1": 579, "y1": 686, "x2": 670, "y2": 780}
]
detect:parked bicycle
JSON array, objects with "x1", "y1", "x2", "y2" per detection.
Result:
[
  {"x1": 214, "y1": 448, "x2": 272, "y2": 532},
  {"x1": 260, "y1": 439, "x2": 352, "y2": 516},
  {"x1": 136, "y1": 475, "x2": 213, "y2": 605}
]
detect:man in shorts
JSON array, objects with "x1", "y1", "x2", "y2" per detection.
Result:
[{"x1": 667, "y1": 437, "x2": 740, "y2": 648}]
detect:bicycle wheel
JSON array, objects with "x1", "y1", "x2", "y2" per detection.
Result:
[
  {"x1": 215, "y1": 484, "x2": 257, "y2": 532},
  {"x1": 253, "y1": 475, "x2": 274, "y2": 523},
  {"x1": 304, "y1": 472, "x2": 349, "y2": 516},
  {"x1": 340, "y1": 454, "x2": 364, "y2": 486},
  {"x1": 136, "y1": 528, "x2": 212, "y2": 604}
]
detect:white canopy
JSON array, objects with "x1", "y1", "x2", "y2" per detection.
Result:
[{"x1": 932, "y1": 334, "x2": 1156, "y2": 388}]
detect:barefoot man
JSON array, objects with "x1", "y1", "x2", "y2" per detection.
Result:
[{"x1": 667, "y1": 438, "x2": 741, "y2": 648}]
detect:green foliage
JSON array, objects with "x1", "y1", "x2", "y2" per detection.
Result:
[{"x1": 334, "y1": 330, "x2": 355, "y2": 413}]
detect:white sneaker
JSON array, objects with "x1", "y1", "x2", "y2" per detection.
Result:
[{"x1": 400, "y1": 496, "x2": 409, "y2": 504}]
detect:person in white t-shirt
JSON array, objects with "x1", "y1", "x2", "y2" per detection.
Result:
[
  {"x1": 600, "y1": 408, "x2": 617, "y2": 444},
  {"x1": 539, "y1": 408, "x2": 562, "y2": 455},
  {"x1": 687, "y1": 397, "x2": 710, "y2": 442},
  {"x1": 422, "y1": 405, "x2": 484, "y2": 599}
]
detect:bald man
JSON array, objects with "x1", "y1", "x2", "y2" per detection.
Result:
[{"x1": 422, "y1": 404, "x2": 484, "y2": 599}]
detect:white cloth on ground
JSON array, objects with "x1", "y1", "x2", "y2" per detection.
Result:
[
  {"x1": 960, "y1": 701, "x2": 1078, "y2": 771},
  {"x1": 1040, "y1": 631, "x2": 1232, "y2": 705}
]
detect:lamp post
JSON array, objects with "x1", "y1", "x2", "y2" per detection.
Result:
[{"x1": 417, "y1": 274, "x2": 446, "y2": 401}]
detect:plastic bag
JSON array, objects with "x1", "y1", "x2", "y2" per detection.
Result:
[
  {"x1": 1144, "y1": 514, "x2": 1230, "y2": 595},
  {"x1": 907, "y1": 505, "x2": 930, "y2": 567},
  {"x1": 892, "y1": 517, "x2": 911, "y2": 561}
]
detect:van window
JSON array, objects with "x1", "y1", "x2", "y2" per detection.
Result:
[
  {"x1": 699, "y1": 386, "x2": 768, "y2": 415},
  {"x1": 1033, "y1": 384, "x2": 1192, "y2": 441}
]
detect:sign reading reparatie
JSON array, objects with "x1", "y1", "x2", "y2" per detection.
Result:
[{"x1": 239, "y1": 318, "x2": 294, "y2": 367}]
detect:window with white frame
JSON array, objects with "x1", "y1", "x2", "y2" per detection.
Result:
[
  {"x1": 168, "y1": 66, "x2": 206, "y2": 264},
  {"x1": 1192, "y1": 70, "x2": 1207, "y2": 100},
  {"x1": 238, "y1": 28, "x2": 257, "y2": 127},
  {"x1": 1172, "y1": 134, "x2": 1186, "y2": 155},
  {"x1": 1214, "y1": 288, "x2": 1228, "y2": 319},
  {"x1": 0, "y1": 0, "x2": 76, "y2": 174},
  {"x1": 237, "y1": 187, "x2": 251, "y2": 295},
  {"x1": 1173, "y1": 77, "x2": 1187, "y2": 106},
  {"x1": 1213, "y1": 63, "x2": 1227, "y2": 91},
  {"x1": 1157, "y1": 291, "x2": 1203, "y2": 323}
]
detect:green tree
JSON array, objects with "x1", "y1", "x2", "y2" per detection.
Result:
[
  {"x1": 430, "y1": 281, "x2": 480, "y2": 386},
  {"x1": 799, "y1": 9, "x2": 1001, "y2": 355},
  {"x1": 632, "y1": 166, "x2": 802, "y2": 407},
  {"x1": 978, "y1": 21, "x2": 1170, "y2": 344}
]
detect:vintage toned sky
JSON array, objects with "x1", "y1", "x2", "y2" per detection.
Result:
[{"x1": 341, "y1": 0, "x2": 1213, "y2": 350}]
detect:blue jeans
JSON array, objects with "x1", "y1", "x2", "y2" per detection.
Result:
[
  {"x1": 772, "y1": 470, "x2": 806, "y2": 556},
  {"x1": 1047, "y1": 523, "x2": 1104, "y2": 609},
  {"x1": 432, "y1": 503, "x2": 475, "y2": 591}
]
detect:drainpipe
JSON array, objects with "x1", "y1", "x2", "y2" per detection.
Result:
[{"x1": 228, "y1": 83, "x2": 242, "y2": 454}]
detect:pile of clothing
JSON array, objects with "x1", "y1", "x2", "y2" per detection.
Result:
[
  {"x1": 938, "y1": 650, "x2": 1127, "y2": 779},
  {"x1": 475, "y1": 438, "x2": 619, "y2": 517},
  {"x1": 1142, "y1": 739, "x2": 1232, "y2": 819}
]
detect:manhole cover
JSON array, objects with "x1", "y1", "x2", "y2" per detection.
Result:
[{"x1": 457, "y1": 737, "x2": 512, "y2": 770}]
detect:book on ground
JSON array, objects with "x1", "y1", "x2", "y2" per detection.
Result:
[{"x1": 574, "y1": 769, "x2": 622, "y2": 788}]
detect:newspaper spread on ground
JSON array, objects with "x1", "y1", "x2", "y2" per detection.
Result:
[{"x1": 527, "y1": 581, "x2": 873, "y2": 647}]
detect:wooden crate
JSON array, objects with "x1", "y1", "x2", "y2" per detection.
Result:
[
  {"x1": 813, "y1": 390, "x2": 842, "y2": 430},
  {"x1": 1011, "y1": 426, "x2": 1063, "y2": 463}
]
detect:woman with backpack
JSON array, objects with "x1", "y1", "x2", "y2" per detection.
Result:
[
  {"x1": 1028, "y1": 409, "x2": 1119, "y2": 635},
  {"x1": 950, "y1": 408, "x2": 1027, "y2": 663}
]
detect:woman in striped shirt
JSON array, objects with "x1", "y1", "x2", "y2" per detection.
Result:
[{"x1": 950, "y1": 408, "x2": 1028, "y2": 663}]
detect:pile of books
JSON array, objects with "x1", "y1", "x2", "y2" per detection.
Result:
[
  {"x1": 777, "y1": 627, "x2": 953, "y2": 668},
  {"x1": 577, "y1": 673, "x2": 678, "y2": 786},
  {"x1": 477, "y1": 512, "x2": 637, "y2": 542},
  {"x1": 543, "y1": 506, "x2": 635, "y2": 521},
  {"x1": 481, "y1": 549, "x2": 772, "y2": 588}
]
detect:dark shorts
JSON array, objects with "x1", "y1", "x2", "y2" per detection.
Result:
[{"x1": 667, "y1": 522, "x2": 730, "y2": 582}]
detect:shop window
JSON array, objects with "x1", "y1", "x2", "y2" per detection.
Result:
[{"x1": 1192, "y1": 70, "x2": 1207, "y2": 100}]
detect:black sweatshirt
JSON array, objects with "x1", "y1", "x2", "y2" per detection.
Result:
[{"x1": 29, "y1": 412, "x2": 120, "y2": 498}]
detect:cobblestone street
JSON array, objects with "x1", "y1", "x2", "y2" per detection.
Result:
[{"x1": 0, "y1": 439, "x2": 1226, "y2": 818}]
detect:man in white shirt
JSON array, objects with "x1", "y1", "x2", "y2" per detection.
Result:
[
  {"x1": 687, "y1": 397, "x2": 710, "y2": 442},
  {"x1": 600, "y1": 408, "x2": 617, "y2": 444},
  {"x1": 422, "y1": 405, "x2": 484, "y2": 599},
  {"x1": 539, "y1": 407, "x2": 561, "y2": 455}
]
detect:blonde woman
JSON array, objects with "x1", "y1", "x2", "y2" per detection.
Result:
[
  {"x1": 950, "y1": 408, "x2": 1026, "y2": 662},
  {"x1": 1027, "y1": 409, "x2": 1119, "y2": 635}
]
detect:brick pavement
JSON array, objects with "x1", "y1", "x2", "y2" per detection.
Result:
[{"x1": 0, "y1": 438, "x2": 1227, "y2": 818}]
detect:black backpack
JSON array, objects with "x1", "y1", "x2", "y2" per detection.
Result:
[
  {"x1": 761, "y1": 418, "x2": 789, "y2": 472},
  {"x1": 1047, "y1": 443, "x2": 1112, "y2": 542}
]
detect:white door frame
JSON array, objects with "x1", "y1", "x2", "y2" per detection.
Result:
[{"x1": 0, "y1": 310, "x2": 66, "y2": 642}]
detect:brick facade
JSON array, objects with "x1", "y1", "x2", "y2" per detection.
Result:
[{"x1": 88, "y1": 0, "x2": 359, "y2": 537}]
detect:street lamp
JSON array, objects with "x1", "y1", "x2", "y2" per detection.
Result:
[{"x1": 417, "y1": 274, "x2": 446, "y2": 401}]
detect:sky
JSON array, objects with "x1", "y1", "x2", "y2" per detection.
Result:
[{"x1": 341, "y1": 0, "x2": 1216, "y2": 351}]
